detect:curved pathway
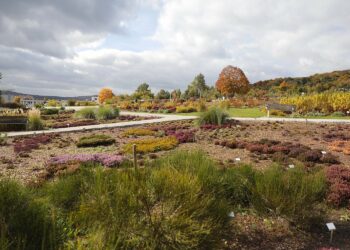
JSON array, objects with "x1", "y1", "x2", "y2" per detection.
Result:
[{"x1": 4, "y1": 111, "x2": 350, "y2": 137}]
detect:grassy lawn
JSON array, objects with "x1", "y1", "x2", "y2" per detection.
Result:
[{"x1": 178, "y1": 107, "x2": 266, "y2": 118}]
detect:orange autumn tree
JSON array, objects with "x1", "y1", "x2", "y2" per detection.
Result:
[
  {"x1": 98, "y1": 88, "x2": 114, "y2": 104},
  {"x1": 215, "y1": 65, "x2": 250, "y2": 98}
]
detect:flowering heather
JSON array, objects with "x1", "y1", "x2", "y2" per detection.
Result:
[
  {"x1": 48, "y1": 153, "x2": 126, "y2": 167},
  {"x1": 14, "y1": 135, "x2": 51, "y2": 154},
  {"x1": 326, "y1": 165, "x2": 350, "y2": 208}
]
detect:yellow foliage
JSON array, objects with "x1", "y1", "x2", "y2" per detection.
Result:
[
  {"x1": 123, "y1": 128, "x2": 155, "y2": 137},
  {"x1": 281, "y1": 92, "x2": 350, "y2": 114},
  {"x1": 123, "y1": 136, "x2": 178, "y2": 154},
  {"x1": 98, "y1": 88, "x2": 114, "y2": 104}
]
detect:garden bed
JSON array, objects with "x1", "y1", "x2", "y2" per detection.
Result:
[{"x1": 0, "y1": 119, "x2": 349, "y2": 249}]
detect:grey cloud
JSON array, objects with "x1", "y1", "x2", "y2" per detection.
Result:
[{"x1": 0, "y1": 0, "x2": 139, "y2": 57}]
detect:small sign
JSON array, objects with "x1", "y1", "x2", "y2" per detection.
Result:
[
  {"x1": 321, "y1": 151, "x2": 327, "y2": 155},
  {"x1": 228, "y1": 211, "x2": 235, "y2": 218},
  {"x1": 288, "y1": 164, "x2": 295, "y2": 169},
  {"x1": 235, "y1": 158, "x2": 241, "y2": 161},
  {"x1": 326, "y1": 222, "x2": 336, "y2": 231}
]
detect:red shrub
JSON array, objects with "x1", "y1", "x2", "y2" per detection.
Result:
[
  {"x1": 326, "y1": 165, "x2": 350, "y2": 208},
  {"x1": 13, "y1": 135, "x2": 51, "y2": 154}
]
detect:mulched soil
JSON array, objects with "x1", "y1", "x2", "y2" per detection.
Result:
[{"x1": 0, "y1": 119, "x2": 349, "y2": 249}]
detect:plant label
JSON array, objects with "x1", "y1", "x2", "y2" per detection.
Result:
[{"x1": 326, "y1": 223, "x2": 336, "y2": 231}]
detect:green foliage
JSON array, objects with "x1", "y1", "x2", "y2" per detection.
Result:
[
  {"x1": 96, "y1": 106, "x2": 120, "y2": 120},
  {"x1": 251, "y1": 165, "x2": 326, "y2": 226},
  {"x1": 133, "y1": 83, "x2": 154, "y2": 100},
  {"x1": 76, "y1": 134, "x2": 115, "y2": 147},
  {"x1": 67, "y1": 99, "x2": 76, "y2": 106},
  {"x1": 122, "y1": 128, "x2": 155, "y2": 137},
  {"x1": 28, "y1": 110, "x2": 44, "y2": 131},
  {"x1": 40, "y1": 108, "x2": 59, "y2": 115},
  {"x1": 75, "y1": 107, "x2": 96, "y2": 119},
  {"x1": 197, "y1": 106, "x2": 229, "y2": 126},
  {"x1": 0, "y1": 179, "x2": 62, "y2": 249},
  {"x1": 155, "y1": 89, "x2": 171, "y2": 100},
  {"x1": 184, "y1": 73, "x2": 209, "y2": 99},
  {"x1": 253, "y1": 70, "x2": 350, "y2": 96}
]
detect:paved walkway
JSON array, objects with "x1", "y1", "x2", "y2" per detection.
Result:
[{"x1": 4, "y1": 111, "x2": 350, "y2": 137}]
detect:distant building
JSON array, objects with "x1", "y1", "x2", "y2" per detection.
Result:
[
  {"x1": 20, "y1": 96, "x2": 44, "y2": 108},
  {"x1": 91, "y1": 96, "x2": 98, "y2": 102}
]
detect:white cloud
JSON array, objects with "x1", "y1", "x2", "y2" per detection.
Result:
[{"x1": 1, "y1": 0, "x2": 350, "y2": 96}]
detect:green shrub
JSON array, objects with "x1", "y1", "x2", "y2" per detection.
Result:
[
  {"x1": 75, "y1": 108, "x2": 96, "y2": 119},
  {"x1": 0, "y1": 179, "x2": 62, "y2": 249},
  {"x1": 122, "y1": 128, "x2": 155, "y2": 137},
  {"x1": 251, "y1": 165, "x2": 326, "y2": 227},
  {"x1": 65, "y1": 152, "x2": 230, "y2": 249},
  {"x1": 28, "y1": 110, "x2": 44, "y2": 131},
  {"x1": 332, "y1": 111, "x2": 345, "y2": 117},
  {"x1": 176, "y1": 106, "x2": 197, "y2": 113},
  {"x1": 96, "y1": 106, "x2": 120, "y2": 120},
  {"x1": 76, "y1": 134, "x2": 116, "y2": 147},
  {"x1": 197, "y1": 106, "x2": 229, "y2": 126},
  {"x1": 40, "y1": 108, "x2": 59, "y2": 115}
]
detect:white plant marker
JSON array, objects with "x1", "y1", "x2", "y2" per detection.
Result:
[
  {"x1": 288, "y1": 164, "x2": 295, "y2": 169},
  {"x1": 235, "y1": 158, "x2": 241, "y2": 161},
  {"x1": 326, "y1": 222, "x2": 336, "y2": 244},
  {"x1": 321, "y1": 151, "x2": 327, "y2": 155},
  {"x1": 228, "y1": 211, "x2": 235, "y2": 218}
]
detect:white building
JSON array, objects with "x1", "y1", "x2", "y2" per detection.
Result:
[
  {"x1": 20, "y1": 96, "x2": 44, "y2": 108},
  {"x1": 91, "y1": 96, "x2": 98, "y2": 102}
]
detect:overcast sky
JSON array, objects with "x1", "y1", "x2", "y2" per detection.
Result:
[{"x1": 0, "y1": 0, "x2": 350, "y2": 96}]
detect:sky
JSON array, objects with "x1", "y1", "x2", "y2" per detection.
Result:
[{"x1": 0, "y1": 0, "x2": 350, "y2": 96}]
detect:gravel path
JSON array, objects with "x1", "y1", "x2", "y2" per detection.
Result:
[{"x1": 4, "y1": 110, "x2": 350, "y2": 137}]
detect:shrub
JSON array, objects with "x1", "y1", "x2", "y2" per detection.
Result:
[
  {"x1": 166, "y1": 129, "x2": 196, "y2": 143},
  {"x1": 76, "y1": 134, "x2": 115, "y2": 147},
  {"x1": 270, "y1": 109, "x2": 286, "y2": 117},
  {"x1": 329, "y1": 140, "x2": 350, "y2": 155},
  {"x1": 59, "y1": 152, "x2": 230, "y2": 249},
  {"x1": 96, "y1": 106, "x2": 120, "y2": 120},
  {"x1": 48, "y1": 153, "x2": 126, "y2": 168},
  {"x1": 40, "y1": 108, "x2": 59, "y2": 115},
  {"x1": 123, "y1": 136, "x2": 178, "y2": 154},
  {"x1": 332, "y1": 111, "x2": 345, "y2": 117},
  {"x1": 197, "y1": 107, "x2": 229, "y2": 126},
  {"x1": 251, "y1": 165, "x2": 326, "y2": 226},
  {"x1": 326, "y1": 165, "x2": 350, "y2": 208},
  {"x1": 0, "y1": 179, "x2": 61, "y2": 249},
  {"x1": 122, "y1": 128, "x2": 155, "y2": 137},
  {"x1": 28, "y1": 109, "x2": 44, "y2": 131},
  {"x1": 75, "y1": 108, "x2": 96, "y2": 119},
  {"x1": 297, "y1": 149, "x2": 322, "y2": 163},
  {"x1": 176, "y1": 106, "x2": 197, "y2": 113},
  {"x1": 13, "y1": 135, "x2": 51, "y2": 154}
]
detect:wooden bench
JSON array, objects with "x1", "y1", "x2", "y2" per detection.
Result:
[
  {"x1": 0, "y1": 116, "x2": 28, "y2": 132},
  {"x1": 265, "y1": 103, "x2": 296, "y2": 117}
]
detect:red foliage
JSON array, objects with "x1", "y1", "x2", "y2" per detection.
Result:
[
  {"x1": 326, "y1": 165, "x2": 350, "y2": 208},
  {"x1": 13, "y1": 135, "x2": 51, "y2": 154}
]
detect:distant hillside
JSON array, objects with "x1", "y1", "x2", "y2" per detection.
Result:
[
  {"x1": 0, "y1": 90, "x2": 96, "y2": 101},
  {"x1": 252, "y1": 70, "x2": 350, "y2": 94}
]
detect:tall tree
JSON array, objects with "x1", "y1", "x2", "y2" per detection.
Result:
[
  {"x1": 133, "y1": 83, "x2": 154, "y2": 100},
  {"x1": 156, "y1": 89, "x2": 171, "y2": 100},
  {"x1": 185, "y1": 73, "x2": 209, "y2": 99},
  {"x1": 98, "y1": 88, "x2": 114, "y2": 104},
  {"x1": 171, "y1": 89, "x2": 182, "y2": 100},
  {"x1": 216, "y1": 65, "x2": 250, "y2": 97}
]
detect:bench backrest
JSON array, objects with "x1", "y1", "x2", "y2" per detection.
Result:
[{"x1": 266, "y1": 103, "x2": 296, "y2": 112}]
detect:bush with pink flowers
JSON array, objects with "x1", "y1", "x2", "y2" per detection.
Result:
[
  {"x1": 48, "y1": 153, "x2": 126, "y2": 168},
  {"x1": 13, "y1": 135, "x2": 51, "y2": 154}
]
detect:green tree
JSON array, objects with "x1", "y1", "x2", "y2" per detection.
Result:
[
  {"x1": 171, "y1": 89, "x2": 182, "y2": 100},
  {"x1": 184, "y1": 73, "x2": 209, "y2": 99},
  {"x1": 133, "y1": 83, "x2": 154, "y2": 100},
  {"x1": 156, "y1": 89, "x2": 171, "y2": 100}
]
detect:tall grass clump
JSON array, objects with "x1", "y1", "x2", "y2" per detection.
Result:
[
  {"x1": 0, "y1": 179, "x2": 62, "y2": 249},
  {"x1": 41, "y1": 151, "x2": 232, "y2": 249},
  {"x1": 197, "y1": 106, "x2": 229, "y2": 126},
  {"x1": 28, "y1": 109, "x2": 44, "y2": 131},
  {"x1": 251, "y1": 165, "x2": 326, "y2": 227},
  {"x1": 75, "y1": 107, "x2": 96, "y2": 119},
  {"x1": 96, "y1": 106, "x2": 120, "y2": 120}
]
